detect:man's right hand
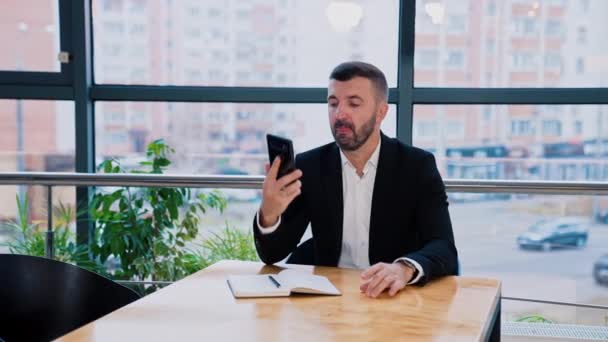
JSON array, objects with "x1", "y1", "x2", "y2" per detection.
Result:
[{"x1": 259, "y1": 157, "x2": 303, "y2": 227}]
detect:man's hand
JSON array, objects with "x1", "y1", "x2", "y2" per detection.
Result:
[
  {"x1": 259, "y1": 157, "x2": 302, "y2": 227},
  {"x1": 360, "y1": 262, "x2": 415, "y2": 298}
]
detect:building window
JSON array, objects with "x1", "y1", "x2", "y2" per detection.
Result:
[
  {"x1": 574, "y1": 120, "x2": 583, "y2": 134},
  {"x1": 416, "y1": 49, "x2": 439, "y2": 68},
  {"x1": 512, "y1": 17, "x2": 537, "y2": 36},
  {"x1": 103, "y1": 21, "x2": 124, "y2": 35},
  {"x1": 577, "y1": 26, "x2": 587, "y2": 44},
  {"x1": 576, "y1": 57, "x2": 585, "y2": 74},
  {"x1": 486, "y1": 1, "x2": 496, "y2": 15},
  {"x1": 447, "y1": 15, "x2": 466, "y2": 34},
  {"x1": 545, "y1": 20, "x2": 562, "y2": 37},
  {"x1": 415, "y1": 122, "x2": 438, "y2": 138},
  {"x1": 445, "y1": 50, "x2": 465, "y2": 69},
  {"x1": 544, "y1": 53, "x2": 561, "y2": 69},
  {"x1": 446, "y1": 121, "x2": 465, "y2": 138},
  {"x1": 512, "y1": 52, "x2": 537, "y2": 70},
  {"x1": 106, "y1": 131, "x2": 128, "y2": 145},
  {"x1": 542, "y1": 120, "x2": 562, "y2": 136},
  {"x1": 510, "y1": 120, "x2": 534, "y2": 136}
]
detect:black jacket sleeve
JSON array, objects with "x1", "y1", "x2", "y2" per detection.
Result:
[{"x1": 402, "y1": 153, "x2": 458, "y2": 285}]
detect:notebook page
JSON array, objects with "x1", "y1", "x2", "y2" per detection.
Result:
[
  {"x1": 276, "y1": 270, "x2": 341, "y2": 295},
  {"x1": 227, "y1": 275, "x2": 289, "y2": 297}
]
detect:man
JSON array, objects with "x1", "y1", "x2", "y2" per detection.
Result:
[{"x1": 253, "y1": 61, "x2": 458, "y2": 298}]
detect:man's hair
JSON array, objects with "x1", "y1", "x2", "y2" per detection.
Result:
[{"x1": 329, "y1": 61, "x2": 388, "y2": 102}]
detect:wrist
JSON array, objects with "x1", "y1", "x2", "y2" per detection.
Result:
[
  {"x1": 259, "y1": 208, "x2": 278, "y2": 227},
  {"x1": 397, "y1": 261, "x2": 417, "y2": 282}
]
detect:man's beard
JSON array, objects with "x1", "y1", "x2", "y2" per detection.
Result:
[{"x1": 331, "y1": 112, "x2": 376, "y2": 151}]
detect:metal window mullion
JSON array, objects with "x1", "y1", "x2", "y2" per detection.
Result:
[
  {"x1": 413, "y1": 88, "x2": 608, "y2": 105},
  {"x1": 59, "y1": 0, "x2": 74, "y2": 83},
  {"x1": 0, "y1": 85, "x2": 73, "y2": 100},
  {"x1": 72, "y1": 0, "x2": 95, "y2": 247},
  {"x1": 396, "y1": 0, "x2": 416, "y2": 145}
]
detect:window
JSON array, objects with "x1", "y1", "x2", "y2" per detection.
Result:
[
  {"x1": 542, "y1": 120, "x2": 562, "y2": 136},
  {"x1": 545, "y1": 20, "x2": 562, "y2": 37},
  {"x1": 511, "y1": 119, "x2": 534, "y2": 136},
  {"x1": 577, "y1": 26, "x2": 587, "y2": 44},
  {"x1": 445, "y1": 50, "x2": 465, "y2": 69},
  {"x1": 544, "y1": 53, "x2": 561, "y2": 69},
  {"x1": 446, "y1": 121, "x2": 465, "y2": 138},
  {"x1": 414, "y1": 122, "x2": 438, "y2": 138},
  {"x1": 103, "y1": 21, "x2": 124, "y2": 34},
  {"x1": 574, "y1": 120, "x2": 583, "y2": 134},
  {"x1": 512, "y1": 52, "x2": 537, "y2": 70},
  {"x1": 0, "y1": 100, "x2": 75, "y2": 249},
  {"x1": 413, "y1": 105, "x2": 608, "y2": 181},
  {"x1": 486, "y1": 1, "x2": 496, "y2": 15},
  {"x1": 577, "y1": 57, "x2": 585, "y2": 74},
  {"x1": 0, "y1": 0, "x2": 61, "y2": 72},
  {"x1": 96, "y1": 102, "x2": 396, "y2": 175},
  {"x1": 93, "y1": 0, "x2": 399, "y2": 86},
  {"x1": 512, "y1": 17, "x2": 538, "y2": 36},
  {"x1": 415, "y1": 0, "x2": 608, "y2": 87},
  {"x1": 447, "y1": 15, "x2": 467, "y2": 34},
  {"x1": 0, "y1": 100, "x2": 75, "y2": 172},
  {"x1": 415, "y1": 49, "x2": 439, "y2": 69}
]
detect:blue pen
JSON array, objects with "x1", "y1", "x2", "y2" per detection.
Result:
[{"x1": 268, "y1": 275, "x2": 281, "y2": 288}]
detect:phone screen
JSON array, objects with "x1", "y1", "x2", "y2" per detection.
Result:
[{"x1": 266, "y1": 134, "x2": 295, "y2": 179}]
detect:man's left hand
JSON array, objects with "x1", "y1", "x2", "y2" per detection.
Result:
[{"x1": 360, "y1": 262, "x2": 414, "y2": 298}]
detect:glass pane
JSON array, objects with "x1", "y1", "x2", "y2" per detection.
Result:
[
  {"x1": 0, "y1": 186, "x2": 76, "y2": 256},
  {"x1": 413, "y1": 105, "x2": 608, "y2": 181},
  {"x1": 95, "y1": 102, "x2": 396, "y2": 175},
  {"x1": 0, "y1": 100, "x2": 75, "y2": 254},
  {"x1": 415, "y1": 0, "x2": 608, "y2": 87},
  {"x1": 451, "y1": 192, "x2": 608, "y2": 326},
  {"x1": 92, "y1": 0, "x2": 398, "y2": 86},
  {"x1": 0, "y1": 0, "x2": 61, "y2": 72}
]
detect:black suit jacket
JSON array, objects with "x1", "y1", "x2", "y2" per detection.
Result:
[{"x1": 253, "y1": 133, "x2": 458, "y2": 285}]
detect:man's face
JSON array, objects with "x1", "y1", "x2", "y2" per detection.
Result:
[{"x1": 327, "y1": 77, "x2": 386, "y2": 151}]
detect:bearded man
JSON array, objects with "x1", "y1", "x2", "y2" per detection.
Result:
[{"x1": 253, "y1": 61, "x2": 458, "y2": 298}]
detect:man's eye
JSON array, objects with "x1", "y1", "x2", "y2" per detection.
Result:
[
  {"x1": 350, "y1": 102, "x2": 361, "y2": 107},
  {"x1": 329, "y1": 102, "x2": 338, "y2": 107}
]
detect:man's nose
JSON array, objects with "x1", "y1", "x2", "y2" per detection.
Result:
[{"x1": 335, "y1": 104, "x2": 350, "y2": 119}]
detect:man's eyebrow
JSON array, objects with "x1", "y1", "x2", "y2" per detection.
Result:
[{"x1": 327, "y1": 95, "x2": 364, "y2": 101}]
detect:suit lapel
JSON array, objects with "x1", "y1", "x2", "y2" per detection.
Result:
[
  {"x1": 322, "y1": 143, "x2": 343, "y2": 264},
  {"x1": 368, "y1": 133, "x2": 395, "y2": 264}
]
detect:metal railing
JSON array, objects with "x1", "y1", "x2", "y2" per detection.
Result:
[
  {"x1": 2, "y1": 171, "x2": 608, "y2": 259},
  {"x1": 2, "y1": 171, "x2": 608, "y2": 260},
  {"x1": 1, "y1": 171, "x2": 608, "y2": 311},
  {"x1": 2, "y1": 172, "x2": 608, "y2": 194}
]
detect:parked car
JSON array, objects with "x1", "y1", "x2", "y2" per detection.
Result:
[
  {"x1": 593, "y1": 254, "x2": 608, "y2": 285},
  {"x1": 517, "y1": 217, "x2": 589, "y2": 251}
]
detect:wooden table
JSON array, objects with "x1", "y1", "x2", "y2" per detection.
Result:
[{"x1": 57, "y1": 260, "x2": 501, "y2": 342}]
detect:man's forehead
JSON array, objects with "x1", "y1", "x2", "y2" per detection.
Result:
[{"x1": 328, "y1": 77, "x2": 374, "y2": 97}]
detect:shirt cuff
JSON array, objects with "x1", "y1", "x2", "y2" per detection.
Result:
[
  {"x1": 394, "y1": 257, "x2": 425, "y2": 285},
  {"x1": 256, "y1": 211, "x2": 281, "y2": 234}
]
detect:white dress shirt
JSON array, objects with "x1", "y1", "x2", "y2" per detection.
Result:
[{"x1": 257, "y1": 139, "x2": 424, "y2": 284}]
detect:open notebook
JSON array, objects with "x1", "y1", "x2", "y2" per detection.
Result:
[{"x1": 227, "y1": 269, "x2": 341, "y2": 298}]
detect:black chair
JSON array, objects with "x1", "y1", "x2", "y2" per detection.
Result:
[
  {"x1": 286, "y1": 238, "x2": 315, "y2": 265},
  {"x1": 0, "y1": 254, "x2": 140, "y2": 342}
]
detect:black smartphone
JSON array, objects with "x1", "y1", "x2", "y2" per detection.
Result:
[{"x1": 266, "y1": 134, "x2": 296, "y2": 179}]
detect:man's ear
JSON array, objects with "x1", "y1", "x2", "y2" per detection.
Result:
[{"x1": 376, "y1": 102, "x2": 389, "y2": 125}]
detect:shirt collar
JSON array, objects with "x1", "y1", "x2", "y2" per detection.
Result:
[{"x1": 339, "y1": 137, "x2": 381, "y2": 171}]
